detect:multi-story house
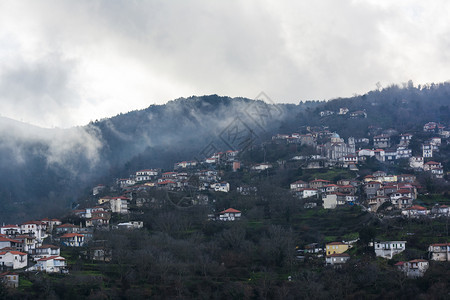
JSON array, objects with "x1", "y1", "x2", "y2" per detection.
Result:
[
  {"x1": 395, "y1": 259, "x2": 429, "y2": 278},
  {"x1": 428, "y1": 243, "x2": 450, "y2": 261},
  {"x1": 373, "y1": 135, "x2": 390, "y2": 148},
  {"x1": 374, "y1": 241, "x2": 406, "y2": 259},
  {"x1": 325, "y1": 242, "x2": 349, "y2": 256},
  {"x1": 422, "y1": 144, "x2": 433, "y2": 158}
]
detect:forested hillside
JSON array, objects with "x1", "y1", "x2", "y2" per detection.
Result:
[{"x1": 0, "y1": 83, "x2": 449, "y2": 222}]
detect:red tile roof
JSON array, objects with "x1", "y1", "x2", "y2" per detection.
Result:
[
  {"x1": 60, "y1": 233, "x2": 84, "y2": 238},
  {"x1": 36, "y1": 244, "x2": 59, "y2": 249},
  {"x1": 38, "y1": 255, "x2": 65, "y2": 261},
  {"x1": 409, "y1": 259, "x2": 428, "y2": 263},
  {"x1": 327, "y1": 253, "x2": 350, "y2": 257},
  {"x1": 1, "y1": 225, "x2": 19, "y2": 228},
  {"x1": 0, "y1": 237, "x2": 20, "y2": 243},
  {"x1": 406, "y1": 205, "x2": 426, "y2": 210},
  {"x1": 220, "y1": 208, "x2": 241, "y2": 214},
  {"x1": 430, "y1": 242, "x2": 450, "y2": 247},
  {"x1": 327, "y1": 242, "x2": 345, "y2": 245},
  {"x1": 0, "y1": 250, "x2": 27, "y2": 256},
  {"x1": 57, "y1": 224, "x2": 77, "y2": 228}
]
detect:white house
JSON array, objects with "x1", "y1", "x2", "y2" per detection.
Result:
[
  {"x1": 117, "y1": 221, "x2": 144, "y2": 229},
  {"x1": 395, "y1": 259, "x2": 429, "y2": 278},
  {"x1": 40, "y1": 219, "x2": 62, "y2": 232},
  {"x1": 322, "y1": 193, "x2": 346, "y2": 209},
  {"x1": 296, "y1": 188, "x2": 318, "y2": 199},
  {"x1": 428, "y1": 243, "x2": 450, "y2": 261},
  {"x1": 325, "y1": 253, "x2": 350, "y2": 266},
  {"x1": 109, "y1": 196, "x2": 129, "y2": 214},
  {"x1": 32, "y1": 256, "x2": 67, "y2": 273},
  {"x1": 0, "y1": 250, "x2": 27, "y2": 269},
  {"x1": 136, "y1": 169, "x2": 158, "y2": 176},
  {"x1": 290, "y1": 180, "x2": 309, "y2": 191},
  {"x1": 13, "y1": 235, "x2": 37, "y2": 254},
  {"x1": 211, "y1": 182, "x2": 230, "y2": 193},
  {"x1": 20, "y1": 221, "x2": 47, "y2": 242},
  {"x1": 374, "y1": 241, "x2": 406, "y2": 259},
  {"x1": 60, "y1": 233, "x2": 85, "y2": 247},
  {"x1": 251, "y1": 163, "x2": 272, "y2": 171},
  {"x1": 33, "y1": 245, "x2": 60, "y2": 261},
  {"x1": 0, "y1": 225, "x2": 20, "y2": 236},
  {"x1": 0, "y1": 237, "x2": 21, "y2": 250},
  {"x1": 409, "y1": 156, "x2": 424, "y2": 169},
  {"x1": 401, "y1": 205, "x2": 428, "y2": 218},
  {"x1": 399, "y1": 134, "x2": 413, "y2": 146},
  {"x1": 422, "y1": 144, "x2": 433, "y2": 158},
  {"x1": 218, "y1": 208, "x2": 242, "y2": 221},
  {"x1": 431, "y1": 205, "x2": 449, "y2": 217},
  {"x1": 423, "y1": 161, "x2": 442, "y2": 171},
  {"x1": 0, "y1": 272, "x2": 19, "y2": 288}
]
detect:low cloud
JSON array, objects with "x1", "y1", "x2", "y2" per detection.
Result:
[{"x1": 0, "y1": 1, "x2": 450, "y2": 127}]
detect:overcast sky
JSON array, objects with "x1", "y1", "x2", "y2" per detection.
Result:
[{"x1": 0, "y1": 0, "x2": 449, "y2": 128}]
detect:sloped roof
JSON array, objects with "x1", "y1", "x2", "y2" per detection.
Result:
[
  {"x1": 38, "y1": 255, "x2": 65, "y2": 261},
  {"x1": 60, "y1": 233, "x2": 84, "y2": 238},
  {"x1": 220, "y1": 208, "x2": 241, "y2": 214}
]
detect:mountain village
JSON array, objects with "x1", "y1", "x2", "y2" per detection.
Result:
[{"x1": 1, "y1": 119, "x2": 449, "y2": 290}]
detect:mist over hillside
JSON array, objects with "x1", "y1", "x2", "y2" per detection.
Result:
[
  {"x1": 0, "y1": 84, "x2": 449, "y2": 222},
  {"x1": 0, "y1": 95, "x2": 304, "y2": 222}
]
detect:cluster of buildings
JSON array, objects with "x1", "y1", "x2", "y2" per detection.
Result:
[
  {"x1": 290, "y1": 178, "x2": 359, "y2": 209},
  {"x1": 363, "y1": 171, "x2": 419, "y2": 212},
  {"x1": 319, "y1": 108, "x2": 367, "y2": 119},
  {"x1": 274, "y1": 121, "x2": 448, "y2": 182},
  {"x1": 290, "y1": 166, "x2": 446, "y2": 218},
  {"x1": 303, "y1": 239, "x2": 437, "y2": 279},
  {"x1": 111, "y1": 151, "x2": 248, "y2": 198},
  {"x1": 0, "y1": 219, "x2": 69, "y2": 276}
]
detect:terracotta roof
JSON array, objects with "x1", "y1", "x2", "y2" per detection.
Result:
[
  {"x1": 57, "y1": 224, "x2": 77, "y2": 228},
  {"x1": 396, "y1": 189, "x2": 411, "y2": 194},
  {"x1": 327, "y1": 242, "x2": 345, "y2": 245},
  {"x1": 36, "y1": 244, "x2": 59, "y2": 249},
  {"x1": 0, "y1": 237, "x2": 20, "y2": 243},
  {"x1": 327, "y1": 253, "x2": 350, "y2": 257},
  {"x1": 409, "y1": 259, "x2": 428, "y2": 263},
  {"x1": 0, "y1": 250, "x2": 27, "y2": 256},
  {"x1": 60, "y1": 233, "x2": 84, "y2": 238},
  {"x1": 292, "y1": 180, "x2": 307, "y2": 184},
  {"x1": 406, "y1": 205, "x2": 426, "y2": 210},
  {"x1": 366, "y1": 181, "x2": 381, "y2": 184},
  {"x1": 0, "y1": 272, "x2": 18, "y2": 276},
  {"x1": 310, "y1": 179, "x2": 330, "y2": 183},
  {"x1": 158, "y1": 180, "x2": 176, "y2": 184},
  {"x1": 38, "y1": 255, "x2": 65, "y2": 261},
  {"x1": 430, "y1": 242, "x2": 450, "y2": 247},
  {"x1": 220, "y1": 208, "x2": 241, "y2": 214},
  {"x1": 21, "y1": 221, "x2": 43, "y2": 225}
]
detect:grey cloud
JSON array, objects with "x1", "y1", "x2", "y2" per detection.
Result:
[
  {"x1": 0, "y1": 53, "x2": 82, "y2": 127},
  {"x1": 1, "y1": 0, "x2": 450, "y2": 127},
  {"x1": 0, "y1": 117, "x2": 104, "y2": 175}
]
